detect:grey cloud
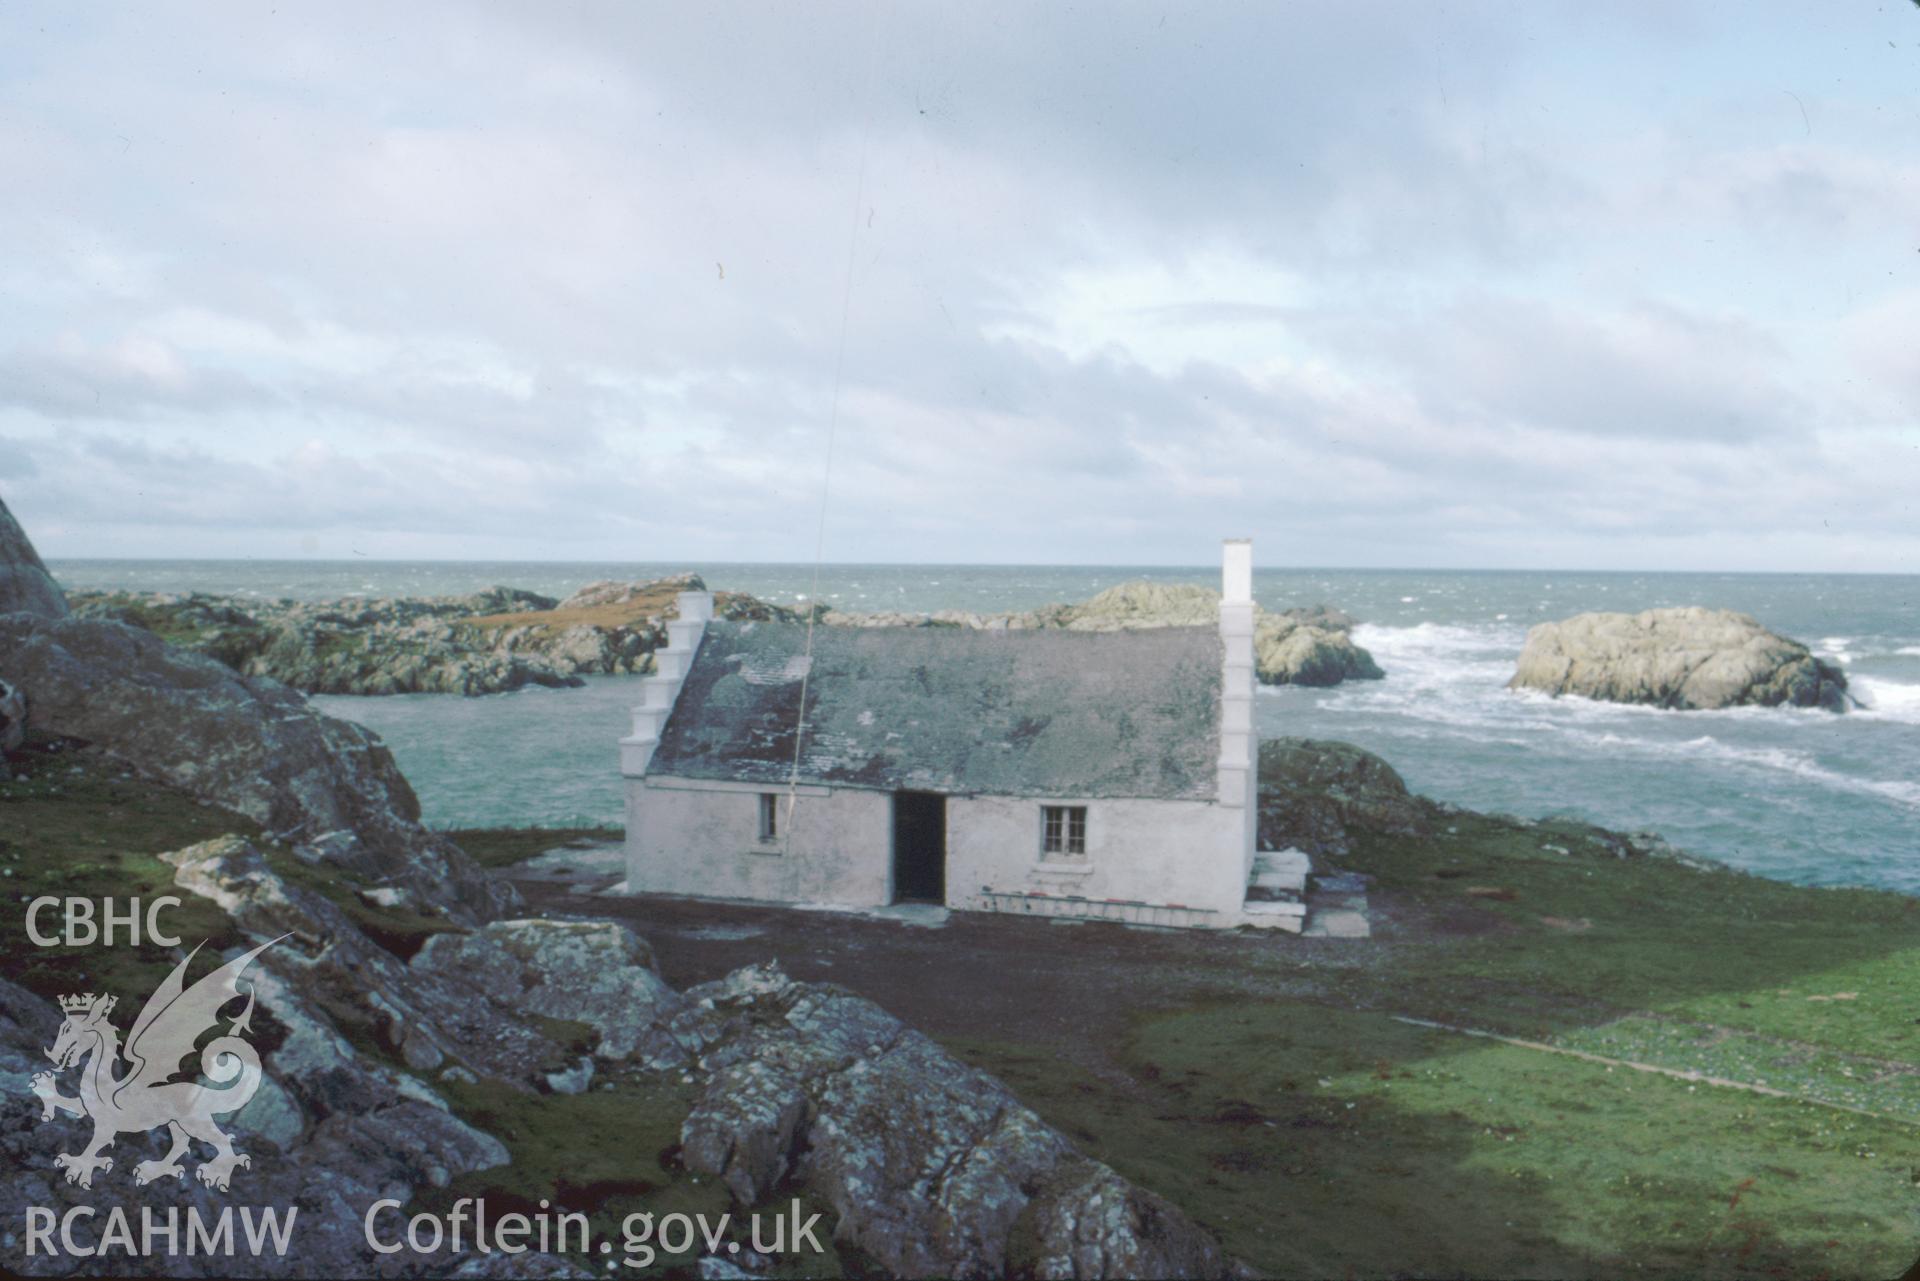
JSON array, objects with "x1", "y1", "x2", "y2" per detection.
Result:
[
  {"x1": 0, "y1": 339, "x2": 280, "y2": 420},
  {"x1": 1301, "y1": 295, "x2": 1810, "y2": 444}
]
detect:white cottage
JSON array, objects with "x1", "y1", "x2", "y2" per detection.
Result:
[{"x1": 620, "y1": 540, "x2": 1305, "y2": 930}]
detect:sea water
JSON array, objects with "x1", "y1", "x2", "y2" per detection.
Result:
[{"x1": 46, "y1": 560, "x2": 1920, "y2": 894}]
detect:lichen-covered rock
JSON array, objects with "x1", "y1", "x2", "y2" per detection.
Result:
[
  {"x1": 1012, "y1": 1161, "x2": 1236, "y2": 1281},
  {"x1": 411, "y1": 919, "x2": 682, "y2": 1060},
  {"x1": 679, "y1": 1059, "x2": 811, "y2": 1203},
  {"x1": 656, "y1": 962, "x2": 1237, "y2": 1280},
  {"x1": 0, "y1": 614, "x2": 513, "y2": 923},
  {"x1": 1509, "y1": 607, "x2": 1849, "y2": 712},
  {"x1": 0, "y1": 494, "x2": 67, "y2": 620},
  {"x1": 1257, "y1": 737, "x2": 1430, "y2": 858}
]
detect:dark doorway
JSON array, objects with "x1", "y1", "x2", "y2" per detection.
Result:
[{"x1": 891, "y1": 791, "x2": 946, "y2": 903}]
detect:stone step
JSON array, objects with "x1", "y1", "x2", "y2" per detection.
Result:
[
  {"x1": 1252, "y1": 848, "x2": 1311, "y2": 876},
  {"x1": 1248, "y1": 869, "x2": 1306, "y2": 898},
  {"x1": 1301, "y1": 877, "x2": 1372, "y2": 937},
  {"x1": 1240, "y1": 899, "x2": 1306, "y2": 933},
  {"x1": 1302, "y1": 907, "x2": 1371, "y2": 939},
  {"x1": 1248, "y1": 847, "x2": 1311, "y2": 899}
]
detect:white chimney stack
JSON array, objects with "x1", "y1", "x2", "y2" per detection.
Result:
[
  {"x1": 1216, "y1": 539, "x2": 1258, "y2": 875},
  {"x1": 1222, "y1": 537, "x2": 1253, "y2": 604}
]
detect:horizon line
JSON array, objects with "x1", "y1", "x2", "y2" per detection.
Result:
[{"x1": 38, "y1": 555, "x2": 1920, "y2": 579}]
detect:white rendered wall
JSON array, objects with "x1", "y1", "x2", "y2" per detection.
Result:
[
  {"x1": 625, "y1": 777, "x2": 893, "y2": 907},
  {"x1": 946, "y1": 795, "x2": 1247, "y2": 917}
]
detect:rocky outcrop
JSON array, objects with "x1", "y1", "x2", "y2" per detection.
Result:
[
  {"x1": 1257, "y1": 737, "x2": 1430, "y2": 858},
  {"x1": 69, "y1": 575, "x2": 801, "y2": 696},
  {"x1": 827, "y1": 581, "x2": 1385, "y2": 686},
  {"x1": 647, "y1": 963, "x2": 1237, "y2": 1280},
  {"x1": 0, "y1": 613, "x2": 512, "y2": 923},
  {"x1": 0, "y1": 494, "x2": 67, "y2": 619},
  {"x1": 1509, "y1": 607, "x2": 1850, "y2": 712},
  {"x1": 0, "y1": 967, "x2": 509, "y2": 1279}
]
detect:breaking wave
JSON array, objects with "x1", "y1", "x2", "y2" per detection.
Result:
[{"x1": 1853, "y1": 677, "x2": 1920, "y2": 725}]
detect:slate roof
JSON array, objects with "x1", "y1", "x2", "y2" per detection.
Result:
[{"x1": 650, "y1": 621, "x2": 1224, "y2": 800}]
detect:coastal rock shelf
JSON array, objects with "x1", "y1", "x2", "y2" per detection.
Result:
[
  {"x1": 1509, "y1": 606, "x2": 1850, "y2": 712},
  {"x1": 67, "y1": 575, "x2": 800, "y2": 697}
]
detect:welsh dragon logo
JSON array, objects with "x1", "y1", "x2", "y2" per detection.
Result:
[{"x1": 29, "y1": 936, "x2": 284, "y2": 1192}]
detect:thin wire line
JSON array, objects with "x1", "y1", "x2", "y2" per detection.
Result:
[{"x1": 785, "y1": 1, "x2": 884, "y2": 854}]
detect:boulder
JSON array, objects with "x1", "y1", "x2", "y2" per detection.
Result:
[
  {"x1": 1509, "y1": 607, "x2": 1849, "y2": 712},
  {"x1": 0, "y1": 494, "x2": 67, "y2": 619},
  {"x1": 411, "y1": 918, "x2": 682, "y2": 1060},
  {"x1": 1257, "y1": 737, "x2": 1430, "y2": 858},
  {"x1": 1253, "y1": 614, "x2": 1385, "y2": 687},
  {"x1": 651, "y1": 963, "x2": 1237, "y2": 1280},
  {"x1": 0, "y1": 614, "x2": 514, "y2": 923}
]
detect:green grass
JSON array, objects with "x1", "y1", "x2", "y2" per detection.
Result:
[
  {"x1": 957, "y1": 1004, "x2": 1909, "y2": 1278},
  {"x1": 447, "y1": 826, "x2": 623, "y2": 870}
]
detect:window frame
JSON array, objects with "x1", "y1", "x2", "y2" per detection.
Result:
[
  {"x1": 758, "y1": 792, "x2": 780, "y2": 843},
  {"x1": 1040, "y1": 804, "x2": 1088, "y2": 858}
]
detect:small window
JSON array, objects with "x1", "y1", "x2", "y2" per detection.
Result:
[
  {"x1": 758, "y1": 793, "x2": 779, "y2": 842},
  {"x1": 1041, "y1": 805, "x2": 1087, "y2": 857}
]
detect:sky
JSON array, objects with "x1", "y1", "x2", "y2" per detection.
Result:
[{"x1": 0, "y1": 2, "x2": 1916, "y2": 571}]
